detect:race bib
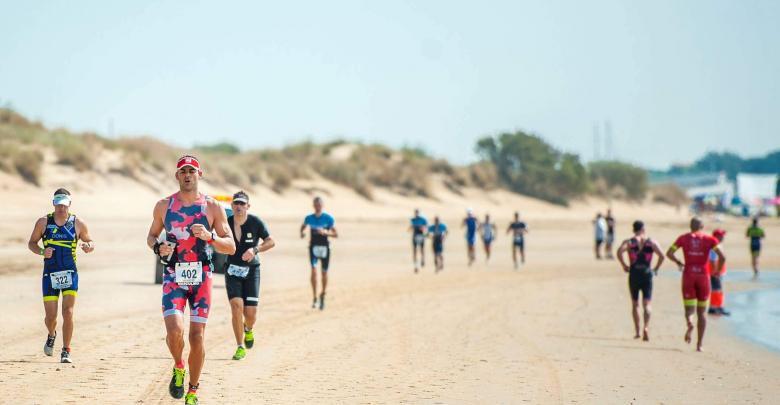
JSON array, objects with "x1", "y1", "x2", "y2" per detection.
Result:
[
  {"x1": 50, "y1": 270, "x2": 73, "y2": 289},
  {"x1": 414, "y1": 234, "x2": 425, "y2": 244},
  {"x1": 227, "y1": 264, "x2": 250, "y2": 278},
  {"x1": 175, "y1": 262, "x2": 203, "y2": 286},
  {"x1": 312, "y1": 245, "x2": 329, "y2": 258}
]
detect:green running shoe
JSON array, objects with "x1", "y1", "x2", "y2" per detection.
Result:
[
  {"x1": 232, "y1": 346, "x2": 246, "y2": 360},
  {"x1": 169, "y1": 367, "x2": 186, "y2": 399},
  {"x1": 244, "y1": 329, "x2": 254, "y2": 349},
  {"x1": 185, "y1": 392, "x2": 198, "y2": 405}
]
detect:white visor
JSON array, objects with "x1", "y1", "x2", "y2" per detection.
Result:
[{"x1": 53, "y1": 194, "x2": 71, "y2": 206}]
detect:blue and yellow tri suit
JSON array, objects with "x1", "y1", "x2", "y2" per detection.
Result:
[{"x1": 41, "y1": 213, "x2": 79, "y2": 301}]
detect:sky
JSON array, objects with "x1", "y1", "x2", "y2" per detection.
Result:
[{"x1": 1, "y1": 0, "x2": 778, "y2": 169}]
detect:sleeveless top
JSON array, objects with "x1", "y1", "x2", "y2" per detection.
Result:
[
  {"x1": 164, "y1": 192, "x2": 213, "y2": 266},
  {"x1": 42, "y1": 213, "x2": 78, "y2": 273},
  {"x1": 627, "y1": 237, "x2": 654, "y2": 273}
]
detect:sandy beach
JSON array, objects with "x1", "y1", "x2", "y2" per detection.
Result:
[{"x1": 1, "y1": 173, "x2": 779, "y2": 404}]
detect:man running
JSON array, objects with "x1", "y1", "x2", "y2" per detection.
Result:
[
  {"x1": 507, "y1": 212, "x2": 528, "y2": 269},
  {"x1": 462, "y1": 209, "x2": 478, "y2": 266},
  {"x1": 746, "y1": 217, "x2": 765, "y2": 278},
  {"x1": 147, "y1": 155, "x2": 235, "y2": 404},
  {"x1": 666, "y1": 217, "x2": 725, "y2": 352},
  {"x1": 616, "y1": 220, "x2": 664, "y2": 341},
  {"x1": 478, "y1": 214, "x2": 497, "y2": 263},
  {"x1": 225, "y1": 191, "x2": 275, "y2": 360},
  {"x1": 593, "y1": 213, "x2": 607, "y2": 259},
  {"x1": 409, "y1": 209, "x2": 428, "y2": 273},
  {"x1": 27, "y1": 188, "x2": 95, "y2": 363},
  {"x1": 605, "y1": 209, "x2": 616, "y2": 259},
  {"x1": 707, "y1": 229, "x2": 730, "y2": 316},
  {"x1": 429, "y1": 216, "x2": 448, "y2": 272},
  {"x1": 300, "y1": 196, "x2": 338, "y2": 310}
]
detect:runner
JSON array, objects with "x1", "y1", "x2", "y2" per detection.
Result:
[
  {"x1": 746, "y1": 217, "x2": 765, "y2": 278},
  {"x1": 462, "y1": 209, "x2": 478, "y2": 266},
  {"x1": 593, "y1": 213, "x2": 606, "y2": 259},
  {"x1": 605, "y1": 209, "x2": 616, "y2": 259},
  {"x1": 429, "y1": 216, "x2": 448, "y2": 273},
  {"x1": 616, "y1": 220, "x2": 664, "y2": 341},
  {"x1": 27, "y1": 188, "x2": 95, "y2": 363},
  {"x1": 506, "y1": 212, "x2": 528, "y2": 269},
  {"x1": 666, "y1": 217, "x2": 725, "y2": 352},
  {"x1": 478, "y1": 214, "x2": 497, "y2": 263},
  {"x1": 300, "y1": 196, "x2": 338, "y2": 310},
  {"x1": 707, "y1": 229, "x2": 730, "y2": 316},
  {"x1": 409, "y1": 209, "x2": 428, "y2": 273},
  {"x1": 225, "y1": 191, "x2": 275, "y2": 360},
  {"x1": 146, "y1": 155, "x2": 235, "y2": 404}
]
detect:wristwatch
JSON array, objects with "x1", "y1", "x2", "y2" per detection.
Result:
[{"x1": 252, "y1": 246, "x2": 259, "y2": 255}]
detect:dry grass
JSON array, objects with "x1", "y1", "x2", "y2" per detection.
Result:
[{"x1": 651, "y1": 183, "x2": 689, "y2": 207}]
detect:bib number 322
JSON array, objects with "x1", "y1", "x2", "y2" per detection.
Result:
[
  {"x1": 175, "y1": 262, "x2": 203, "y2": 286},
  {"x1": 49, "y1": 270, "x2": 73, "y2": 289}
]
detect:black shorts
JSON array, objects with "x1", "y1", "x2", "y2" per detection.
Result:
[
  {"x1": 309, "y1": 245, "x2": 331, "y2": 271},
  {"x1": 225, "y1": 264, "x2": 260, "y2": 306},
  {"x1": 628, "y1": 268, "x2": 653, "y2": 301},
  {"x1": 432, "y1": 240, "x2": 443, "y2": 254},
  {"x1": 513, "y1": 239, "x2": 524, "y2": 249}
]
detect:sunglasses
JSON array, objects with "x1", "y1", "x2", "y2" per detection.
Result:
[{"x1": 232, "y1": 201, "x2": 247, "y2": 206}]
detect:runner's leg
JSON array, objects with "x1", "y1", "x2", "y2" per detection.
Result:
[
  {"x1": 310, "y1": 267, "x2": 318, "y2": 300},
  {"x1": 164, "y1": 315, "x2": 185, "y2": 366},
  {"x1": 61, "y1": 294, "x2": 76, "y2": 349},
  {"x1": 696, "y1": 305, "x2": 707, "y2": 351},
  {"x1": 229, "y1": 298, "x2": 244, "y2": 346},
  {"x1": 631, "y1": 299, "x2": 640, "y2": 338},
  {"x1": 243, "y1": 306, "x2": 257, "y2": 331},
  {"x1": 188, "y1": 322, "x2": 206, "y2": 386},
  {"x1": 642, "y1": 299, "x2": 652, "y2": 341},
  {"x1": 44, "y1": 300, "x2": 58, "y2": 336}
]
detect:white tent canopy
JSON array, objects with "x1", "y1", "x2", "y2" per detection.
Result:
[{"x1": 737, "y1": 173, "x2": 778, "y2": 205}]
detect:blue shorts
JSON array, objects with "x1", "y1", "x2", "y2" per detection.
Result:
[
  {"x1": 513, "y1": 239, "x2": 525, "y2": 249},
  {"x1": 42, "y1": 270, "x2": 79, "y2": 301},
  {"x1": 433, "y1": 240, "x2": 444, "y2": 254},
  {"x1": 466, "y1": 233, "x2": 476, "y2": 247}
]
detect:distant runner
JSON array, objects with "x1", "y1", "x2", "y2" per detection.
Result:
[
  {"x1": 666, "y1": 217, "x2": 725, "y2": 352},
  {"x1": 225, "y1": 191, "x2": 275, "y2": 360},
  {"x1": 746, "y1": 217, "x2": 765, "y2": 278},
  {"x1": 605, "y1": 209, "x2": 616, "y2": 259},
  {"x1": 147, "y1": 155, "x2": 236, "y2": 404},
  {"x1": 616, "y1": 220, "x2": 664, "y2": 341},
  {"x1": 429, "y1": 216, "x2": 448, "y2": 273},
  {"x1": 707, "y1": 229, "x2": 729, "y2": 316},
  {"x1": 27, "y1": 188, "x2": 95, "y2": 363},
  {"x1": 462, "y1": 209, "x2": 478, "y2": 266},
  {"x1": 507, "y1": 212, "x2": 528, "y2": 269},
  {"x1": 478, "y1": 214, "x2": 497, "y2": 263},
  {"x1": 409, "y1": 209, "x2": 428, "y2": 273},
  {"x1": 300, "y1": 197, "x2": 338, "y2": 310},
  {"x1": 593, "y1": 213, "x2": 607, "y2": 259}
]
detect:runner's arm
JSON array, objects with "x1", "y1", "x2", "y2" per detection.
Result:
[
  {"x1": 615, "y1": 240, "x2": 630, "y2": 272},
  {"x1": 300, "y1": 223, "x2": 308, "y2": 239},
  {"x1": 76, "y1": 217, "x2": 95, "y2": 253},
  {"x1": 257, "y1": 236, "x2": 275, "y2": 253},
  {"x1": 665, "y1": 244, "x2": 684, "y2": 270},
  {"x1": 328, "y1": 226, "x2": 338, "y2": 238},
  {"x1": 27, "y1": 217, "x2": 47, "y2": 256},
  {"x1": 651, "y1": 240, "x2": 665, "y2": 273},
  {"x1": 146, "y1": 200, "x2": 167, "y2": 250},
  {"x1": 712, "y1": 245, "x2": 726, "y2": 275},
  {"x1": 206, "y1": 200, "x2": 236, "y2": 255}
]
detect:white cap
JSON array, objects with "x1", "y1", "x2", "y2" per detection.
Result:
[{"x1": 53, "y1": 194, "x2": 71, "y2": 206}]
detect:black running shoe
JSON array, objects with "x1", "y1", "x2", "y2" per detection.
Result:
[
  {"x1": 44, "y1": 332, "x2": 56, "y2": 356},
  {"x1": 169, "y1": 367, "x2": 186, "y2": 399},
  {"x1": 319, "y1": 293, "x2": 326, "y2": 311}
]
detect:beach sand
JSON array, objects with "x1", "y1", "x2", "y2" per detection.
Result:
[{"x1": 1, "y1": 173, "x2": 779, "y2": 404}]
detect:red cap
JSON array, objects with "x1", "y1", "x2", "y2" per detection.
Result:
[
  {"x1": 713, "y1": 229, "x2": 726, "y2": 239},
  {"x1": 177, "y1": 155, "x2": 202, "y2": 176}
]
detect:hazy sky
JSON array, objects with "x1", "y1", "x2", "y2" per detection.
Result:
[{"x1": 2, "y1": 1, "x2": 778, "y2": 169}]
